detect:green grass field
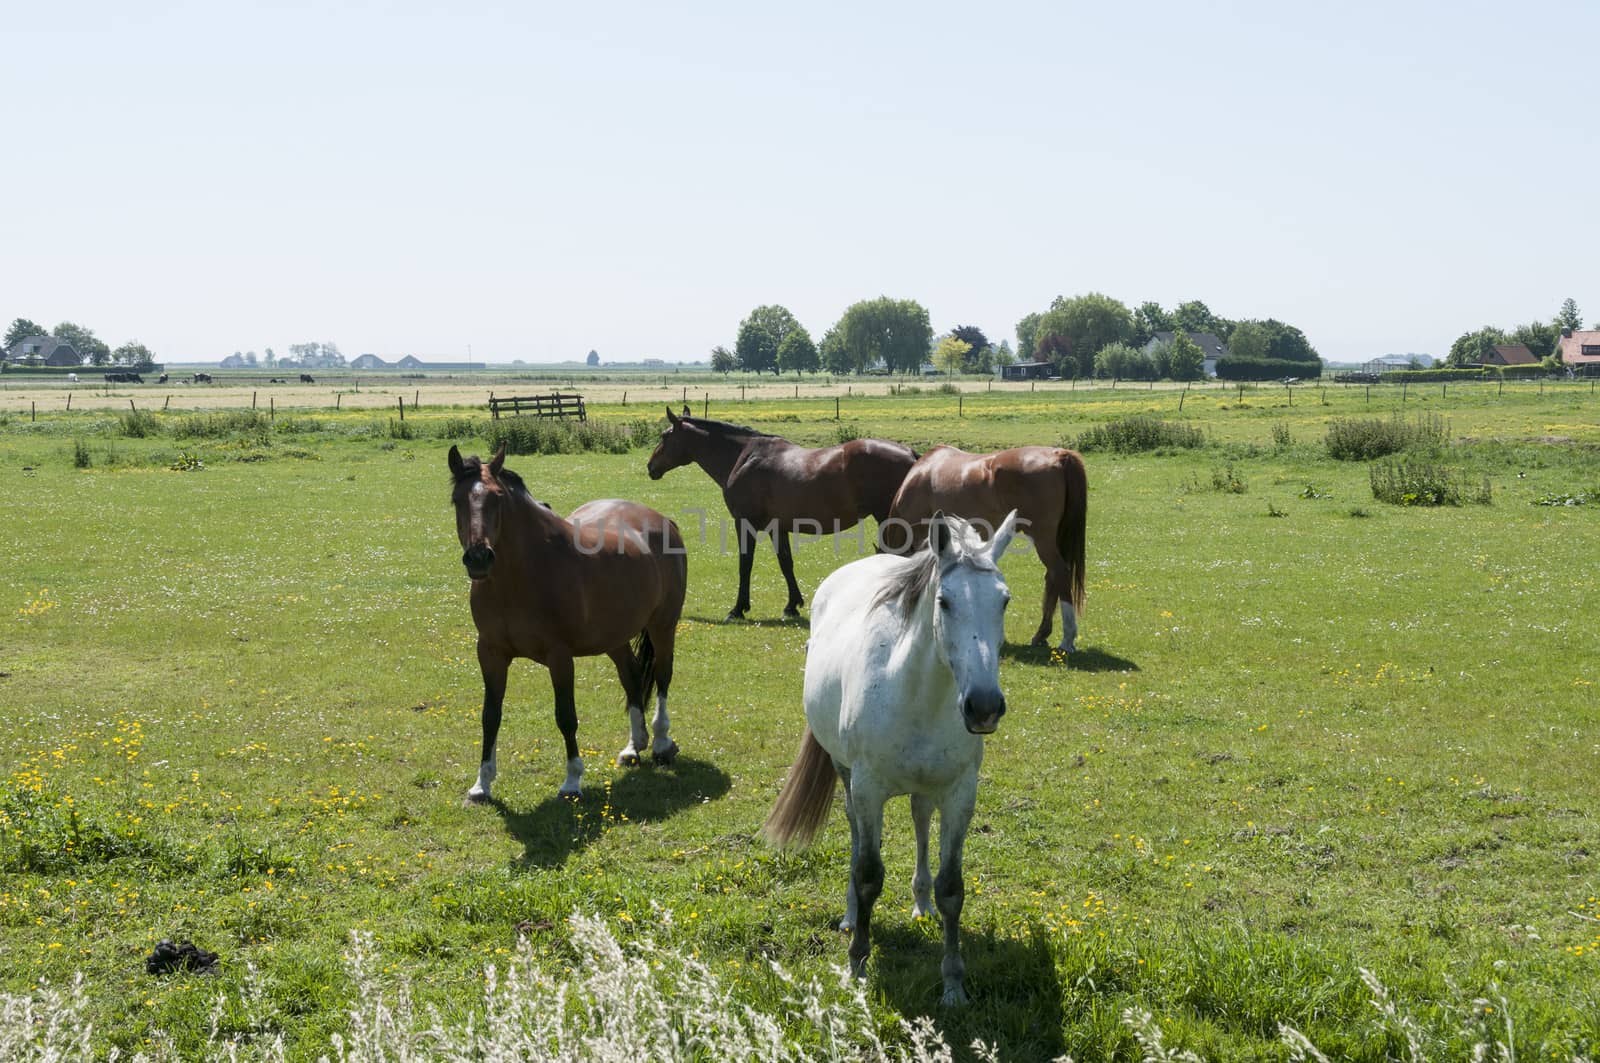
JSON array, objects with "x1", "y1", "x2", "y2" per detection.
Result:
[{"x1": 3, "y1": 382, "x2": 1599, "y2": 1060}]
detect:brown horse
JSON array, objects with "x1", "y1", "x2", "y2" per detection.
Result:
[
  {"x1": 448, "y1": 445, "x2": 688, "y2": 802},
  {"x1": 646, "y1": 409, "x2": 917, "y2": 620},
  {"x1": 886, "y1": 445, "x2": 1087, "y2": 651}
]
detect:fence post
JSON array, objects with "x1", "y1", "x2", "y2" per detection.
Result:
[
  {"x1": 1366, "y1": 385, "x2": 1370, "y2": 403},
  {"x1": 1286, "y1": 384, "x2": 1292, "y2": 406},
  {"x1": 66, "y1": 394, "x2": 72, "y2": 411},
  {"x1": 795, "y1": 384, "x2": 799, "y2": 398},
  {"x1": 252, "y1": 391, "x2": 257, "y2": 409},
  {"x1": 398, "y1": 396, "x2": 404, "y2": 421},
  {"x1": 622, "y1": 391, "x2": 626, "y2": 405},
  {"x1": 1498, "y1": 379, "x2": 1503, "y2": 397},
  {"x1": 1179, "y1": 384, "x2": 1187, "y2": 412},
  {"x1": 835, "y1": 396, "x2": 840, "y2": 420},
  {"x1": 1442, "y1": 384, "x2": 1446, "y2": 399},
  {"x1": 129, "y1": 398, "x2": 136, "y2": 412},
  {"x1": 958, "y1": 394, "x2": 963, "y2": 417},
  {"x1": 164, "y1": 395, "x2": 170, "y2": 411},
  {"x1": 31, "y1": 400, "x2": 35, "y2": 422},
  {"x1": 415, "y1": 390, "x2": 420, "y2": 409},
  {"x1": 703, "y1": 395, "x2": 708, "y2": 417},
  {"x1": 270, "y1": 397, "x2": 275, "y2": 420},
  {"x1": 336, "y1": 393, "x2": 342, "y2": 410}
]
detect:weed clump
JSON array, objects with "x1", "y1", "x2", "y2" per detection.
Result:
[
  {"x1": 486, "y1": 417, "x2": 656, "y2": 456},
  {"x1": 117, "y1": 410, "x2": 161, "y2": 438},
  {"x1": 1076, "y1": 416, "x2": 1205, "y2": 453},
  {"x1": 1369, "y1": 462, "x2": 1491, "y2": 506},
  {"x1": 173, "y1": 410, "x2": 271, "y2": 444},
  {"x1": 1325, "y1": 412, "x2": 1446, "y2": 461}
]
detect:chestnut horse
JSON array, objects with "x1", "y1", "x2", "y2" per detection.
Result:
[
  {"x1": 448, "y1": 445, "x2": 687, "y2": 801},
  {"x1": 646, "y1": 409, "x2": 917, "y2": 620},
  {"x1": 886, "y1": 445, "x2": 1087, "y2": 651}
]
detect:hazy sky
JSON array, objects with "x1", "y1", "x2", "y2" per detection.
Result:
[{"x1": 4, "y1": 1, "x2": 1595, "y2": 364}]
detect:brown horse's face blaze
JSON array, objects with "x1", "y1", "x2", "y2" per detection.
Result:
[
  {"x1": 448, "y1": 445, "x2": 507, "y2": 580},
  {"x1": 646, "y1": 410, "x2": 695, "y2": 480}
]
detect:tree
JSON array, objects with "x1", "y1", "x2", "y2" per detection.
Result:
[
  {"x1": 819, "y1": 326, "x2": 851, "y2": 375},
  {"x1": 950, "y1": 325, "x2": 989, "y2": 371},
  {"x1": 1015, "y1": 312, "x2": 1042, "y2": 362},
  {"x1": 586, "y1": 350, "x2": 600, "y2": 367},
  {"x1": 932, "y1": 336, "x2": 972, "y2": 376},
  {"x1": 53, "y1": 321, "x2": 110, "y2": 365},
  {"x1": 1034, "y1": 292, "x2": 1133, "y2": 378},
  {"x1": 319, "y1": 342, "x2": 345, "y2": 367},
  {"x1": 1446, "y1": 326, "x2": 1508, "y2": 366},
  {"x1": 1226, "y1": 320, "x2": 1270, "y2": 362},
  {"x1": 837, "y1": 297, "x2": 933, "y2": 374},
  {"x1": 1170, "y1": 300, "x2": 1226, "y2": 339},
  {"x1": 777, "y1": 326, "x2": 819, "y2": 375},
  {"x1": 709, "y1": 344, "x2": 736, "y2": 375},
  {"x1": 1227, "y1": 318, "x2": 1320, "y2": 364},
  {"x1": 5, "y1": 317, "x2": 48, "y2": 349},
  {"x1": 113, "y1": 341, "x2": 155, "y2": 368},
  {"x1": 735, "y1": 304, "x2": 800, "y2": 375},
  {"x1": 992, "y1": 340, "x2": 1016, "y2": 368},
  {"x1": 1146, "y1": 338, "x2": 1174, "y2": 379},
  {"x1": 1168, "y1": 332, "x2": 1205, "y2": 381},
  {"x1": 1130, "y1": 302, "x2": 1171, "y2": 348},
  {"x1": 1092, "y1": 342, "x2": 1150, "y2": 380},
  {"x1": 1557, "y1": 298, "x2": 1583, "y2": 333},
  {"x1": 1036, "y1": 333, "x2": 1074, "y2": 378},
  {"x1": 1511, "y1": 320, "x2": 1559, "y2": 360},
  {"x1": 264, "y1": 347, "x2": 277, "y2": 368}
]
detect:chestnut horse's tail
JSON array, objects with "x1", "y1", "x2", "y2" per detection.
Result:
[
  {"x1": 763, "y1": 728, "x2": 837, "y2": 849},
  {"x1": 631, "y1": 630, "x2": 658, "y2": 708},
  {"x1": 1058, "y1": 451, "x2": 1088, "y2": 614}
]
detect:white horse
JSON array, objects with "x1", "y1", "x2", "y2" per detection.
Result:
[{"x1": 764, "y1": 510, "x2": 1018, "y2": 1007}]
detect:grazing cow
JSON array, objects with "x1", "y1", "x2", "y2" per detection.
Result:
[
  {"x1": 300, "y1": 373, "x2": 315, "y2": 384},
  {"x1": 193, "y1": 373, "x2": 213, "y2": 384}
]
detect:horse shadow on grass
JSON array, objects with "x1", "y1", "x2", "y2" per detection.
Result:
[
  {"x1": 865, "y1": 919, "x2": 1067, "y2": 1061},
  {"x1": 1001, "y1": 643, "x2": 1140, "y2": 673},
  {"x1": 493, "y1": 755, "x2": 731, "y2": 870},
  {"x1": 686, "y1": 614, "x2": 812, "y2": 631}
]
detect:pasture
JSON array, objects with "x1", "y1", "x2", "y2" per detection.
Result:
[{"x1": 2, "y1": 382, "x2": 1599, "y2": 1059}]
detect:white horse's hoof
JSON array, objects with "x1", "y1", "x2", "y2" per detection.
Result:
[
  {"x1": 940, "y1": 984, "x2": 970, "y2": 1007},
  {"x1": 617, "y1": 749, "x2": 640, "y2": 768},
  {"x1": 558, "y1": 787, "x2": 581, "y2": 802},
  {"x1": 838, "y1": 917, "x2": 854, "y2": 932},
  {"x1": 464, "y1": 789, "x2": 491, "y2": 806},
  {"x1": 653, "y1": 740, "x2": 679, "y2": 765},
  {"x1": 911, "y1": 902, "x2": 934, "y2": 920}
]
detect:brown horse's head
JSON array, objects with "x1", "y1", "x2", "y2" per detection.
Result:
[
  {"x1": 647, "y1": 407, "x2": 698, "y2": 480},
  {"x1": 448, "y1": 444, "x2": 510, "y2": 580}
]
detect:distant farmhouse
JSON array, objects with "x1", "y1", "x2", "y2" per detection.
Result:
[
  {"x1": 1558, "y1": 330, "x2": 1600, "y2": 375},
  {"x1": 349, "y1": 354, "x2": 485, "y2": 370},
  {"x1": 1000, "y1": 360, "x2": 1054, "y2": 381},
  {"x1": 1145, "y1": 332, "x2": 1228, "y2": 377},
  {"x1": 1484, "y1": 344, "x2": 1537, "y2": 367},
  {"x1": 1362, "y1": 354, "x2": 1433, "y2": 375},
  {"x1": 5, "y1": 335, "x2": 82, "y2": 366}
]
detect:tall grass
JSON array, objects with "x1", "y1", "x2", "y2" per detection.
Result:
[
  {"x1": 486, "y1": 416, "x2": 657, "y2": 456},
  {"x1": 172, "y1": 410, "x2": 272, "y2": 443},
  {"x1": 1325, "y1": 412, "x2": 1446, "y2": 461},
  {"x1": 1074, "y1": 416, "x2": 1205, "y2": 453},
  {"x1": 1369, "y1": 462, "x2": 1492, "y2": 506}
]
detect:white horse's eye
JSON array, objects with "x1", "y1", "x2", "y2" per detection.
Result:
[{"x1": 938, "y1": 595, "x2": 951, "y2": 611}]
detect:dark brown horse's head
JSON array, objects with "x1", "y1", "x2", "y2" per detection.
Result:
[
  {"x1": 647, "y1": 407, "x2": 698, "y2": 481},
  {"x1": 448, "y1": 444, "x2": 510, "y2": 580}
]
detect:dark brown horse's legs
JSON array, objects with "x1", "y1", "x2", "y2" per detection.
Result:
[
  {"x1": 728, "y1": 527, "x2": 756, "y2": 620},
  {"x1": 775, "y1": 530, "x2": 805, "y2": 616}
]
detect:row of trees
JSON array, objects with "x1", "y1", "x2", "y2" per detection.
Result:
[
  {"x1": 1016, "y1": 295, "x2": 1320, "y2": 381},
  {"x1": 3, "y1": 317, "x2": 155, "y2": 368},
  {"x1": 718, "y1": 298, "x2": 955, "y2": 377},
  {"x1": 1445, "y1": 298, "x2": 1588, "y2": 367},
  {"x1": 223, "y1": 342, "x2": 346, "y2": 369}
]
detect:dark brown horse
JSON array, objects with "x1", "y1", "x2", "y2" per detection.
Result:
[
  {"x1": 448, "y1": 445, "x2": 688, "y2": 802},
  {"x1": 646, "y1": 409, "x2": 917, "y2": 620},
  {"x1": 887, "y1": 445, "x2": 1087, "y2": 651}
]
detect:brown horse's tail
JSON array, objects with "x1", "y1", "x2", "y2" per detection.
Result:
[
  {"x1": 1058, "y1": 450, "x2": 1088, "y2": 614},
  {"x1": 631, "y1": 630, "x2": 658, "y2": 709},
  {"x1": 762, "y1": 729, "x2": 837, "y2": 849}
]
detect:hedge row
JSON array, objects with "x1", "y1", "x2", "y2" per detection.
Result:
[{"x1": 1214, "y1": 357, "x2": 1323, "y2": 381}]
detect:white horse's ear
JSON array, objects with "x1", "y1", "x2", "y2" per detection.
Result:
[
  {"x1": 447, "y1": 445, "x2": 465, "y2": 477},
  {"x1": 930, "y1": 512, "x2": 953, "y2": 557},
  {"x1": 488, "y1": 446, "x2": 507, "y2": 476},
  {"x1": 988, "y1": 510, "x2": 1020, "y2": 561}
]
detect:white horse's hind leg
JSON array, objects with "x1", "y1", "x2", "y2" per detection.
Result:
[
  {"x1": 846, "y1": 779, "x2": 888, "y2": 979},
  {"x1": 910, "y1": 794, "x2": 935, "y2": 919},
  {"x1": 559, "y1": 757, "x2": 584, "y2": 798},
  {"x1": 650, "y1": 692, "x2": 678, "y2": 763},
  {"x1": 616, "y1": 705, "x2": 647, "y2": 767},
  {"x1": 839, "y1": 765, "x2": 859, "y2": 931},
  {"x1": 1057, "y1": 601, "x2": 1078, "y2": 654},
  {"x1": 467, "y1": 755, "x2": 496, "y2": 803}
]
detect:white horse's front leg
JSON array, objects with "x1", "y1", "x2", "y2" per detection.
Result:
[
  {"x1": 467, "y1": 756, "x2": 496, "y2": 804},
  {"x1": 936, "y1": 775, "x2": 979, "y2": 1007},
  {"x1": 846, "y1": 777, "x2": 888, "y2": 979},
  {"x1": 910, "y1": 793, "x2": 935, "y2": 919},
  {"x1": 559, "y1": 757, "x2": 584, "y2": 798}
]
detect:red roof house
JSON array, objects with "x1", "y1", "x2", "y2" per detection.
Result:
[
  {"x1": 1557, "y1": 330, "x2": 1600, "y2": 370},
  {"x1": 1485, "y1": 344, "x2": 1537, "y2": 366}
]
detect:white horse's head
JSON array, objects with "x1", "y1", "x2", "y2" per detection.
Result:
[{"x1": 930, "y1": 510, "x2": 1019, "y2": 734}]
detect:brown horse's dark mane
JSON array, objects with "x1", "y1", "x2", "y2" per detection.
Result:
[{"x1": 681, "y1": 416, "x2": 769, "y2": 439}]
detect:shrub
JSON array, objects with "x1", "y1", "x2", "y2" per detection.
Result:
[
  {"x1": 434, "y1": 416, "x2": 482, "y2": 441},
  {"x1": 1325, "y1": 413, "x2": 1446, "y2": 461},
  {"x1": 1210, "y1": 465, "x2": 1246, "y2": 493},
  {"x1": 1215, "y1": 356, "x2": 1322, "y2": 381},
  {"x1": 1075, "y1": 416, "x2": 1205, "y2": 453},
  {"x1": 486, "y1": 417, "x2": 655, "y2": 456},
  {"x1": 117, "y1": 410, "x2": 162, "y2": 438},
  {"x1": 1271, "y1": 421, "x2": 1292, "y2": 447},
  {"x1": 1369, "y1": 462, "x2": 1491, "y2": 506},
  {"x1": 72, "y1": 439, "x2": 91, "y2": 469},
  {"x1": 833, "y1": 421, "x2": 862, "y2": 445},
  {"x1": 387, "y1": 418, "x2": 415, "y2": 440},
  {"x1": 173, "y1": 410, "x2": 271, "y2": 443}
]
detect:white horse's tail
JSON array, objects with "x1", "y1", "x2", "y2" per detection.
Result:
[{"x1": 762, "y1": 728, "x2": 837, "y2": 849}]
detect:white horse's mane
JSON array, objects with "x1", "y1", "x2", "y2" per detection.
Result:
[{"x1": 871, "y1": 517, "x2": 995, "y2": 617}]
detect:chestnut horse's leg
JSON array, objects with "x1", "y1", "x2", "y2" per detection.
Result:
[
  {"x1": 466, "y1": 644, "x2": 509, "y2": 804},
  {"x1": 1032, "y1": 581, "x2": 1059, "y2": 648},
  {"x1": 648, "y1": 624, "x2": 678, "y2": 764},
  {"x1": 608, "y1": 646, "x2": 648, "y2": 768},
  {"x1": 774, "y1": 529, "x2": 805, "y2": 617},
  {"x1": 547, "y1": 655, "x2": 583, "y2": 799},
  {"x1": 728, "y1": 519, "x2": 756, "y2": 620}
]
